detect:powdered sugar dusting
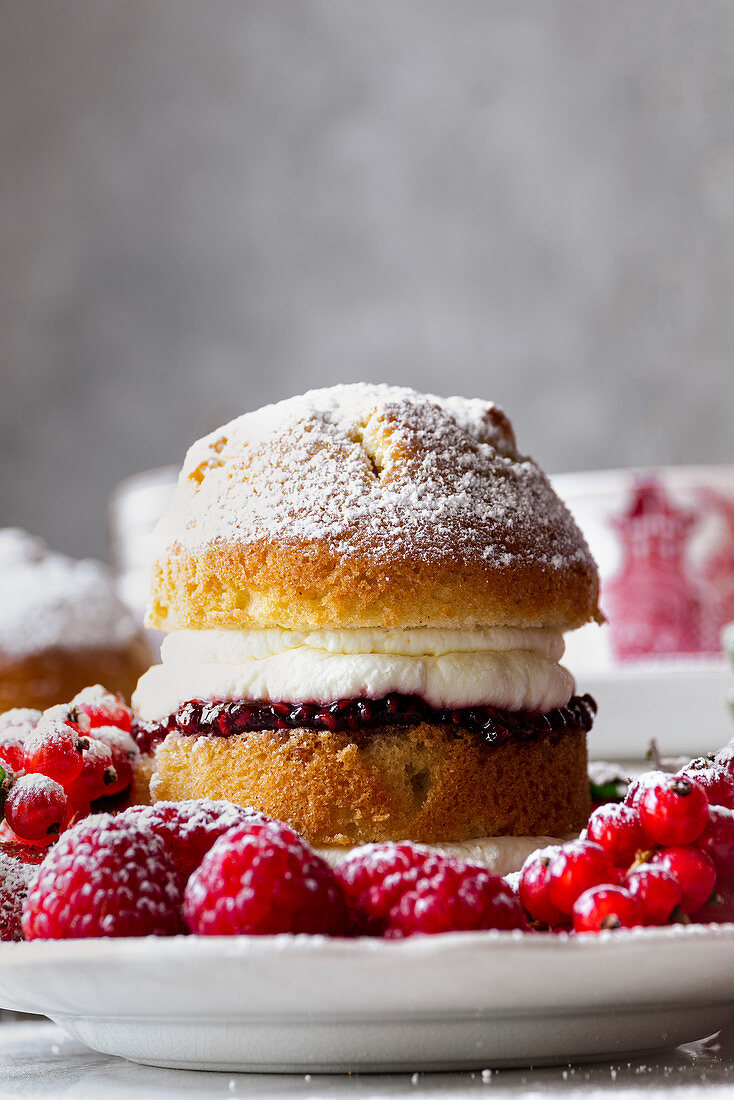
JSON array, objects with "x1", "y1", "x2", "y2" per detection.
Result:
[
  {"x1": 154, "y1": 385, "x2": 595, "y2": 573},
  {"x1": 0, "y1": 529, "x2": 142, "y2": 658}
]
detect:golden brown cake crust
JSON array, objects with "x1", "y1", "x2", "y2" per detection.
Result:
[
  {"x1": 0, "y1": 638, "x2": 151, "y2": 714},
  {"x1": 148, "y1": 385, "x2": 602, "y2": 632},
  {"x1": 146, "y1": 723, "x2": 590, "y2": 845}
]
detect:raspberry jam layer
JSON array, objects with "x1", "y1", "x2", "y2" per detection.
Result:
[{"x1": 132, "y1": 693, "x2": 597, "y2": 756}]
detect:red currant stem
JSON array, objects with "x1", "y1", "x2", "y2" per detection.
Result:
[
  {"x1": 671, "y1": 905, "x2": 691, "y2": 925},
  {"x1": 646, "y1": 739, "x2": 663, "y2": 770},
  {"x1": 601, "y1": 915, "x2": 622, "y2": 930},
  {"x1": 628, "y1": 849, "x2": 657, "y2": 872}
]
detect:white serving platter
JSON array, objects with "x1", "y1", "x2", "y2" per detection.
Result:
[
  {"x1": 584, "y1": 659, "x2": 733, "y2": 761},
  {"x1": 0, "y1": 926, "x2": 733, "y2": 1073}
]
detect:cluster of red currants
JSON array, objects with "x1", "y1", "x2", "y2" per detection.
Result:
[
  {"x1": 0, "y1": 688, "x2": 137, "y2": 845},
  {"x1": 520, "y1": 747, "x2": 734, "y2": 932}
]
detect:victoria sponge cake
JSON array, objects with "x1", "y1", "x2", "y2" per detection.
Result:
[
  {"x1": 132, "y1": 384, "x2": 601, "y2": 866},
  {"x1": 0, "y1": 528, "x2": 152, "y2": 713}
]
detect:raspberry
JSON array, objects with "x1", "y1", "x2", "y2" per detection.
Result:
[
  {"x1": 183, "y1": 821, "x2": 347, "y2": 936},
  {"x1": 22, "y1": 815, "x2": 184, "y2": 939},
  {"x1": 625, "y1": 864, "x2": 682, "y2": 925},
  {"x1": 23, "y1": 718, "x2": 85, "y2": 788},
  {"x1": 572, "y1": 885, "x2": 642, "y2": 933},
  {"x1": 695, "y1": 805, "x2": 734, "y2": 885},
  {"x1": 547, "y1": 841, "x2": 619, "y2": 915},
  {"x1": 0, "y1": 843, "x2": 45, "y2": 941},
  {"x1": 386, "y1": 860, "x2": 528, "y2": 937},
  {"x1": 518, "y1": 846, "x2": 567, "y2": 926},
  {"x1": 120, "y1": 800, "x2": 269, "y2": 879},
  {"x1": 586, "y1": 803, "x2": 648, "y2": 867},
  {"x1": 651, "y1": 846, "x2": 717, "y2": 914},
  {"x1": 71, "y1": 685, "x2": 133, "y2": 733},
  {"x1": 680, "y1": 761, "x2": 734, "y2": 810},
  {"x1": 639, "y1": 776, "x2": 710, "y2": 846},
  {"x1": 5, "y1": 774, "x2": 67, "y2": 841},
  {"x1": 335, "y1": 842, "x2": 445, "y2": 935}
]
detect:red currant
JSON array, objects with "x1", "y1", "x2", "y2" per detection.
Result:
[
  {"x1": 638, "y1": 776, "x2": 709, "y2": 846},
  {"x1": 5, "y1": 775, "x2": 67, "y2": 841},
  {"x1": 547, "y1": 841, "x2": 619, "y2": 916},
  {"x1": 695, "y1": 805, "x2": 734, "y2": 886},
  {"x1": 66, "y1": 738, "x2": 117, "y2": 804},
  {"x1": 88, "y1": 727, "x2": 136, "y2": 796},
  {"x1": 572, "y1": 885, "x2": 642, "y2": 932},
  {"x1": 625, "y1": 864, "x2": 682, "y2": 925},
  {"x1": 0, "y1": 819, "x2": 54, "y2": 848},
  {"x1": 651, "y1": 846, "x2": 717, "y2": 914},
  {"x1": 690, "y1": 886, "x2": 734, "y2": 924},
  {"x1": 714, "y1": 744, "x2": 734, "y2": 780},
  {"x1": 624, "y1": 770, "x2": 668, "y2": 812},
  {"x1": 23, "y1": 719, "x2": 84, "y2": 788},
  {"x1": 678, "y1": 762, "x2": 734, "y2": 810},
  {"x1": 71, "y1": 686, "x2": 133, "y2": 733},
  {"x1": 518, "y1": 846, "x2": 567, "y2": 926},
  {"x1": 0, "y1": 709, "x2": 41, "y2": 773},
  {"x1": 586, "y1": 803, "x2": 647, "y2": 867}
]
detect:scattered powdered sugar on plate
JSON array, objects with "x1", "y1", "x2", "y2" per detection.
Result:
[
  {"x1": 154, "y1": 384, "x2": 594, "y2": 571},
  {"x1": 0, "y1": 529, "x2": 141, "y2": 659}
]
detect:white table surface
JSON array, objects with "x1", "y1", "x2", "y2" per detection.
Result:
[{"x1": 2, "y1": 1018, "x2": 734, "y2": 1100}]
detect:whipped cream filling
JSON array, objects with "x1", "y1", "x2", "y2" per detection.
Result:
[
  {"x1": 133, "y1": 626, "x2": 575, "y2": 723},
  {"x1": 316, "y1": 834, "x2": 575, "y2": 877}
]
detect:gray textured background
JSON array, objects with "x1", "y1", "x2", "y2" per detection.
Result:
[{"x1": 1, "y1": 1, "x2": 732, "y2": 560}]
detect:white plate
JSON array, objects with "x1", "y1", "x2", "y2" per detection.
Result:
[
  {"x1": 1, "y1": 926, "x2": 734, "y2": 1073},
  {"x1": 584, "y1": 660, "x2": 733, "y2": 760}
]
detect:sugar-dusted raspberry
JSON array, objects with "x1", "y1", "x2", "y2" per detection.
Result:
[
  {"x1": 335, "y1": 842, "x2": 444, "y2": 935},
  {"x1": 183, "y1": 820, "x2": 347, "y2": 936},
  {"x1": 22, "y1": 815, "x2": 184, "y2": 939},
  {"x1": 120, "y1": 800, "x2": 269, "y2": 880},
  {"x1": 387, "y1": 860, "x2": 528, "y2": 938},
  {"x1": 0, "y1": 843, "x2": 45, "y2": 941},
  {"x1": 71, "y1": 685, "x2": 133, "y2": 733},
  {"x1": 518, "y1": 846, "x2": 567, "y2": 927},
  {"x1": 5, "y1": 774, "x2": 67, "y2": 841}
]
